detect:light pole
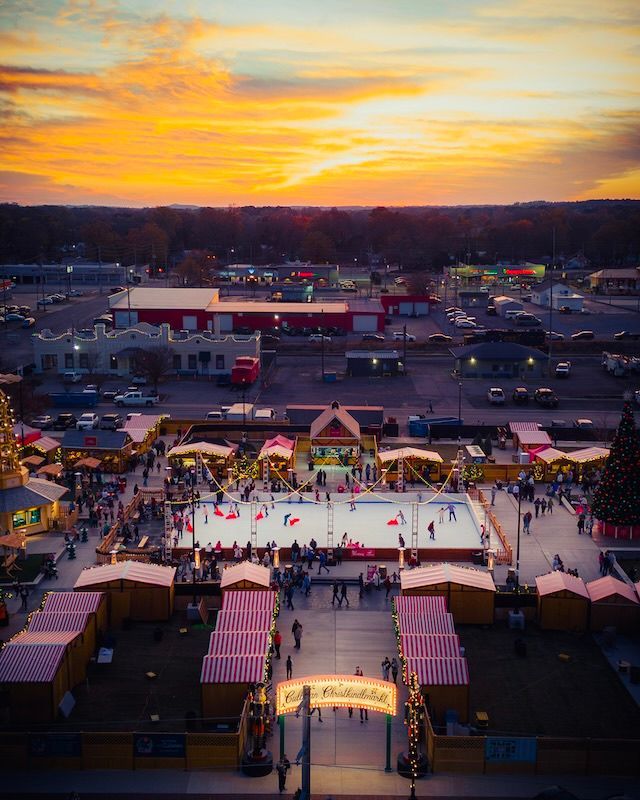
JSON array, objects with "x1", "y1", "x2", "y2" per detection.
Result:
[
  {"x1": 515, "y1": 479, "x2": 523, "y2": 598},
  {"x1": 66, "y1": 265, "x2": 73, "y2": 299},
  {"x1": 127, "y1": 269, "x2": 134, "y2": 327},
  {"x1": 457, "y1": 381, "x2": 462, "y2": 443},
  {"x1": 190, "y1": 468, "x2": 197, "y2": 606}
]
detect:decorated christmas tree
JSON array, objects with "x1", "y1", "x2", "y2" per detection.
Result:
[{"x1": 592, "y1": 401, "x2": 640, "y2": 526}]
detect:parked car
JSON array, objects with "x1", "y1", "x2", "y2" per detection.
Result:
[
  {"x1": 393, "y1": 331, "x2": 416, "y2": 341},
  {"x1": 63, "y1": 371, "x2": 83, "y2": 384},
  {"x1": 445, "y1": 306, "x2": 462, "y2": 314},
  {"x1": 455, "y1": 319, "x2": 477, "y2": 328},
  {"x1": 534, "y1": 388, "x2": 559, "y2": 408},
  {"x1": 514, "y1": 313, "x2": 542, "y2": 326},
  {"x1": 546, "y1": 330, "x2": 566, "y2": 341},
  {"x1": 49, "y1": 294, "x2": 66, "y2": 303},
  {"x1": 573, "y1": 418, "x2": 594, "y2": 429},
  {"x1": 52, "y1": 413, "x2": 77, "y2": 430},
  {"x1": 512, "y1": 387, "x2": 529, "y2": 404},
  {"x1": 486, "y1": 305, "x2": 497, "y2": 315},
  {"x1": 30, "y1": 414, "x2": 53, "y2": 429},
  {"x1": 22, "y1": 317, "x2": 36, "y2": 328},
  {"x1": 558, "y1": 306, "x2": 572, "y2": 314},
  {"x1": 205, "y1": 410, "x2": 225, "y2": 420},
  {"x1": 36, "y1": 297, "x2": 53, "y2": 307},
  {"x1": 102, "y1": 388, "x2": 124, "y2": 400},
  {"x1": 309, "y1": 334, "x2": 331, "y2": 343},
  {"x1": 427, "y1": 333, "x2": 453, "y2": 343},
  {"x1": 68, "y1": 289, "x2": 83, "y2": 297},
  {"x1": 109, "y1": 286, "x2": 126, "y2": 294},
  {"x1": 613, "y1": 330, "x2": 640, "y2": 341},
  {"x1": 487, "y1": 387, "x2": 505, "y2": 405},
  {"x1": 362, "y1": 333, "x2": 385, "y2": 342},
  {"x1": 4, "y1": 313, "x2": 25, "y2": 322},
  {"x1": 234, "y1": 326, "x2": 254, "y2": 335},
  {"x1": 571, "y1": 330, "x2": 594, "y2": 340},
  {"x1": 555, "y1": 361, "x2": 572, "y2": 378},
  {"x1": 18, "y1": 305, "x2": 31, "y2": 315},
  {"x1": 76, "y1": 412, "x2": 99, "y2": 430},
  {"x1": 99, "y1": 413, "x2": 123, "y2": 430}
]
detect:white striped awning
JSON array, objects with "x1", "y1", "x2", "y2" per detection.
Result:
[
  {"x1": 405, "y1": 657, "x2": 469, "y2": 686},
  {"x1": 200, "y1": 654, "x2": 265, "y2": 684},
  {"x1": 0, "y1": 643, "x2": 67, "y2": 683},
  {"x1": 397, "y1": 613, "x2": 456, "y2": 635},
  {"x1": 395, "y1": 595, "x2": 447, "y2": 615},
  {"x1": 400, "y1": 634, "x2": 461, "y2": 659},
  {"x1": 208, "y1": 630, "x2": 270, "y2": 656},
  {"x1": 222, "y1": 590, "x2": 276, "y2": 613},
  {"x1": 509, "y1": 421, "x2": 541, "y2": 432},
  {"x1": 28, "y1": 612, "x2": 90, "y2": 634},
  {"x1": 9, "y1": 630, "x2": 81, "y2": 647},
  {"x1": 43, "y1": 591, "x2": 104, "y2": 614},
  {"x1": 215, "y1": 610, "x2": 273, "y2": 632}
]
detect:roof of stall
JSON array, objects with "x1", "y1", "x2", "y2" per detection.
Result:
[
  {"x1": 400, "y1": 563, "x2": 496, "y2": 592},
  {"x1": 220, "y1": 562, "x2": 272, "y2": 589},
  {"x1": 378, "y1": 447, "x2": 443, "y2": 464},
  {"x1": 535, "y1": 571, "x2": 589, "y2": 599},
  {"x1": 74, "y1": 561, "x2": 175, "y2": 589}
]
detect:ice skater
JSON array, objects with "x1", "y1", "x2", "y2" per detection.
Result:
[
  {"x1": 396, "y1": 510, "x2": 406, "y2": 525},
  {"x1": 283, "y1": 513, "x2": 291, "y2": 527},
  {"x1": 203, "y1": 506, "x2": 208, "y2": 524},
  {"x1": 261, "y1": 504, "x2": 269, "y2": 517},
  {"x1": 438, "y1": 506, "x2": 446, "y2": 523},
  {"x1": 349, "y1": 496, "x2": 356, "y2": 511},
  {"x1": 446, "y1": 503, "x2": 457, "y2": 521},
  {"x1": 427, "y1": 520, "x2": 436, "y2": 540}
]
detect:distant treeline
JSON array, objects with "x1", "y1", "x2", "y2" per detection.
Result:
[{"x1": 1, "y1": 200, "x2": 639, "y2": 271}]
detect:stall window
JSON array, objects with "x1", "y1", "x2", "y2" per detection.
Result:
[
  {"x1": 12, "y1": 507, "x2": 41, "y2": 527},
  {"x1": 215, "y1": 354, "x2": 225, "y2": 370}
]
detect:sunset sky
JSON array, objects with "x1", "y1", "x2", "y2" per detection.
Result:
[{"x1": 1, "y1": 0, "x2": 639, "y2": 207}]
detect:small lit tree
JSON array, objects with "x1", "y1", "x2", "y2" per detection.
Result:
[{"x1": 592, "y1": 401, "x2": 640, "y2": 528}]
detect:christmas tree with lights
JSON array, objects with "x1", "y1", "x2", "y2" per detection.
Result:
[{"x1": 592, "y1": 401, "x2": 640, "y2": 529}]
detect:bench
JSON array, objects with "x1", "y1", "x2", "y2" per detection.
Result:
[{"x1": 138, "y1": 535, "x2": 149, "y2": 549}]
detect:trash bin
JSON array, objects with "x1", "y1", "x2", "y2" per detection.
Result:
[{"x1": 472, "y1": 551, "x2": 483, "y2": 565}]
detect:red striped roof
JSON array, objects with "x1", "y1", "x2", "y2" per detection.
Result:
[
  {"x1": 400, "y1": 634, "x2": 461, "y2": 659},
  {"x1": 43, "y1": 592, "x2": 104, "y2": 614},
  {"x1": 405, "y1": 657, "x2": 470, "y2": 686},
  {"x1": 395, "y1": 595, "x2": 448, "y2": 614},
  {"x1": 10, "y1": 630, "x2": 81, "y2": 647},
  {"x1": 208, "y1": 630, "x2": 270, "y2": 656},
  {"x1": 0, "y1": 643, "x2": 67, "y2": 683},
  {"x1": 200, "y1": 654, "x2": 265, "y2": 684},
  {"x1": 396, "y1": 613, "x2": 456, "y2": 635},
  {"x1": 215, "y1": 610, "x2": 273, "y2": 632},
  {"x1": 28, "y1": 612, "x2": 90, "y2": 634},
  {"x1": 222, "y1": 589, "x2": 276, "y2": 611}
]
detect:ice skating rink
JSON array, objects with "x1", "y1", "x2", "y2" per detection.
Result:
[{"x1": 187, "y1": 491, "x2": 489, "y2": 552}]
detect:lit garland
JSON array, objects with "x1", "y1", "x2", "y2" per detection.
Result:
[
  {"x1": 391, "y1": 598, "x2": 408, "y2": 684},
  {"x1": 231, "y1": 454, "x2": 260, "y2": 482},
  {"x1": 404, "y1": 671, "x2": 422, "y2": 782},
  {"x1": 462, "y1": 464, "x2": 484, "y2": 482}
]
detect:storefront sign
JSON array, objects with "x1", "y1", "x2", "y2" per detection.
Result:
[
  {"x1": 276, "y1": 675, "x2": 396, "y2": 716},
  {"x1": 349, "y1": 547, "x2": 376, "y2": 558},
  {"x1": 133, "y1": 733, "x2": 186, "y2": 758},
  {"x1": 485, "y1": 737, "x2": 537, "y2": 762}
]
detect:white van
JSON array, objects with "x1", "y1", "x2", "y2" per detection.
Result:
[
  {"x1": 254, "y1": 408, "x2": 276, "y2": 421},
  {"x1": 63, "y1": 371, "x2": 82, "y2": 383},
  {"x1": 504, "y1": 309, "x2": 524, "y2": 320},
  {"x1": 205, "y1": 410, "x2": 224, "y2": 421}
]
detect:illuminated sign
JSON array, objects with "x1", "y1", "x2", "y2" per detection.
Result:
[
  {"x1": 505, "y1": 269, "x2": 535, "y2": 276},
  {"x1": 276, "y1": 675, "x2": 397, "y2": 716}
]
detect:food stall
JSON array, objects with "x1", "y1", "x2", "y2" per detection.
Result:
[
  {"x1": 61, "y1": 430, "x2": 134, "y2": 474},
  {"x1": 404, "y1": 656, "x2": 470, "y2": 724},
  {"x1": 201, "y1": 654, "x2": 267, "y2": 718},
  {"x1": 400, "y1": 564, "x2": 496, "y2": 625},
  {"x1": 123, "y1": 413, "x2": 167, "y2": 456},
  {"x1": 377, "y1": 447, "x2": 443, "y2": 486},
  {"x1": 220, "y1": 562, "x2": 272, "y2": 595},
  {"x1": 586, "y1": 576, "x2": 640, "y2": 632},
  {"x1": 536, "y1": 571, "x2": 590, "y2": 631},
  {"x1": 309, "y1": 401, "x2": 361, "y2": 466},
  {"x1": 258, "y1": 435, "x2": 296, "y2": 481},
  {"x1": 167, "y1": 440, "x2": 237, "y2": 479}
]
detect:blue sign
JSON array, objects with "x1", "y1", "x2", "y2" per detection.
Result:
[
  {"x1": 133, "y1": 733, "x2": 185, "y2": 758},
  {"x1": 485, "y1": 737, "x2": 537, "y2": 763}
]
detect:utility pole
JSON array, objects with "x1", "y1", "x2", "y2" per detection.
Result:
[
  {"x1": 548, "y1": 228, "x2": 555, "y2": 375},
  {"x1": 403, "y1": 323, "x2": 407, "y2": 372},
  {"x1": 301, "y1": 685, "x2": 311, "y2": 800}
]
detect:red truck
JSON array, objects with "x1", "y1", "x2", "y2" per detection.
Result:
[{"x1": 231, "y1": 356, "x2": 260, "y2": 386}]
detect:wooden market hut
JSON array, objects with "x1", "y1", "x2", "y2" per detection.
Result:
[
  {"x1": 10, "y1": 629, "x2": 87, "y2": 688},
  {"x1": 565, "y1": 447, "x2": 610, "y2": 481},
  {"x1": 123, "y1": 413, "x2": 167, "y2": 456},
  {"x1": 586, "y1": 576, "x2": 640, "y2": 633},
  {"x1": 309, "y1": 400, "x2": 361, "y2": 466},
  {"x1": 167, "y1": 440, "x2": 237, "y2": 478},
  {"x1": 28, "y1": 610, "x2": 98, "y2": 668},
  {"x1": 508, "y1": 422, "x2": 552, "y2": 455},
  {"x1": 42, "y1": 591, "x2": 107, "y2": 647},
  {"x1": 207, "y1": 629, "x2": 271, "y2": 657},
  {"x1": 0, "y1": 637, "x2": 77, "y2": 724},
  {"x1": 394, "y1": 595, "x2": 448, "y2": 615},
  {"x1": 220, "y1": 562, "x2": 272, "y2": 594},
  {"x1": 258, "y1": 435, "x2": 296, "y2": 481},
  {"x1": 74, "y1": 561, "x2": 176, "y2": 626},
  {"x1": 404, "y1": 656, "x2": 470, "y2": 724},
  {"x1": 26, "y1": 435, "x2": 60, "y2": 464},
  {"x1": 400, "y1": 634, "x2": 462, "y2": 659},
  {"x1": 61, "y1": 430, "x2": 134, "y2": 474},
  {"x1": 377, "y1": 447, "x2": 443, "y2": 486},
  {"x1": 396, "y1": 613, "x2": 456, "y2": 636},
  {"x1": 535, "y1": 572, "x2": 590, "y2": 631},
  {"x1": 533, "y1": 447, "x2": 572, "y2": 480},
  {"x1": 400, "y1": 564, "x2": 496, "y2": 625},
  {"x1": 214, "y1": 609, "x2": 274, "y2": 632},
  {"x1": 201, "y1": 654, "x2": 266, "y2": 718}
]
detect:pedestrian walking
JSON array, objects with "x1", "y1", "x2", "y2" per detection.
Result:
[
  {"x1": 391, "y1": 657, "x2": 399, "y2": 684},
  {"x1": 490, "y1": 485, "x2": 497, "y2": 506},
  {"x1": 276, "y1": 755, "x2": 291, "y2": 793},
  {"x1": 358, "y1": 573, "x2": 364, "y2": 598},
  {"x1": 310, "y1": 706, "x2": 323, "y2": 722},
  {"x1": 523, "y1": 511, "x2": 532, "y2": 534},
  {"x1": 534, "y1": 498, "x2": 541, "y2": 518},
  {"x1": 331, "y1": 580, "x2": 339, "y2": 606},
  {"x1": 285, "y1": 584, "x2": 295, "y2": 610},
  {"x1": 317, "y1": 550, "x2": 330, "y2": 574},
  {"x1": 286, "y1": 655, "x2": 293, "y2": 679},
  {"x1": 598, "y1": 551, "x2": 605, "y2": 576},
  {"x1": 340, "y1": 581, "x2": 349, "y2": 607},
  {"x1": 577, "y1": 514, "x2": 585, "y2": 535},
  {"x1": 19, "y1": 585, "x2": 29, "y2": 611},
  {"x1": 447, "y1": 503, "x2": 457, "y2": 521},
  {"x1": 384, "y1": 575, "x2": 391, "y2": 599},
  {"x1": 292, "y1": 620, "x2": 302, "y2": 649},
  {"x1": 381, "y1": 657, "x2": 391, "y2": 681},
  {"x1": 274, "y1": 629, "x2": 282, "y2": 659},
  {"x1": 546, "y1": 497, "x2": 552, "y2": 514}
]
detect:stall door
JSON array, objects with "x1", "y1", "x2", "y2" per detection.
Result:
[
  {"x1": 414, "y1": 302, "x2": 429, "y2": 316},
  {"x1": 399, "y1": 302, "x2": 413, "y2": 316},
  {"x1": 352, "y1": 315, "x2": 377, "y2": 332}
]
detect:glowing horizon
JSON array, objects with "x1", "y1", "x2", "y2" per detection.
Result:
[{"x1": 1, "y1": 0, "x2": 639, "y2": 207}]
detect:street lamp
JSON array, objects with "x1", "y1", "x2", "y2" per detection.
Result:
[
  {"x1": 457, "y1": 381, "x2": 462, "y2": 443},
  {"x1": 127, "y1": 269, "x2": 135, "y2": 328},
  {"x1": 515, "y1": 478, "x2": 524, "y2": 598},
  {"x1": 66, "y1": 265, "x2": 73, "y2": 298},
  {"x1": 190, "y1": 468, "x2": 198, "y2": 606}
]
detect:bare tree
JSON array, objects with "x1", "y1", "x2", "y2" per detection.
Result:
[{"x1": 133, "y1": 346, "x2": 173, "y2": 391}]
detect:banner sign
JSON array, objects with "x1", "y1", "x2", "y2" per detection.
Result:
[
  {"x1": 276, "y1": 675, "x2": 396, "y2": 716},
  {"x1": 485, "y1": 737, "x2": 537, "y2": 762},
  {"x1": 349, "y1": 547, "x2": 376, "y2": 558}
]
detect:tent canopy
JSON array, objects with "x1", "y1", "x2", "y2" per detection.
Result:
[
  {"x1": 220, "y1": 562, "x2": 272, "y2": 590},
  {"x1": 378, "y1": 447, "x2": 443, "y2": 464},
  {"x1": 0, "y1": 532, "x2": 26, "y2": 549},
  {"x1": 535, "y1": 571, "x2": 589, "y2": 599},
  {"x1": 566, "y1": 446, "x2": 610, "y2": 464},
  {"x1": 74, "y1": 561, "x2": 175, "y2": 589},
  {"x1": 395, "y1": 613, "x2": 456, "y2": 635},
  {"x1": 33, "y1": 436, "x2": 61, "y2": 453},
  {"x1": 36, "y1": 463, "x2": 63, "y2": 477},
  {"x1": 123, "y1": 414, "x2": 166, "y2": 443},
  {"x1": 21, "y1": 455, "x2": 45, "y2": 467},
  {"x1": 74, "y1": 457, "x2": 102, "y2": 469},
  {"x1": 516, "y1": 430, "x2": 552, "y2": 446},
  {"x1": 586, "y1": 576, "x2": 639, "y2": 604},
  {"x1": 509, "y1": 421, "x2": 541, "y2": 432},
  {"x1": 29, "y1": 611, "x2": 90, "y2": 633},
  {"x1": 259, "y1": 435, "x2": 295, "y2": 459},
  {"x1": 400, "y1": 563, "x2": 496, "y2": 592},
  {"x1": 534, "y1": 447, "x2": 569, "y2": 464},
  {"x1": 400, "y1": 634, "x2": 461, "y2": 659},
  {"x1": 207, "y1": 630, "x2": 270, "y2": 656},
  {"x1": 214, "y1": 609, "x2": 273, "y2": 632}
]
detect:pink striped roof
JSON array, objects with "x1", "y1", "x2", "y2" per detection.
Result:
[
  {"x1": 0, "y1": 644, "x2": 67, "y2": 683},
  {"x1": 400, "y1": 634, "x2": 461, "y2": 659},
  {"x1": 43, "y1": 592, "x2": 104, "y2": 614},
  {"x1": 222, "y1": 590, "x2": 276, "y2": 612},
  {"x1": 395, "y1": 595, "x2": 448, "y2": 614},
  {"x1": 208, "y1": 630, "x2": 270, "y2": 656},
  {"x1": 28, "y1": 612, "x2": 90, "y2": 634},
  {"x1": 405, "y1": 657, "x2": 469, "y2": 686},
  {"x1": 74, "y1": 561, "x2": 175, "y2": 588},
  {"x1": 397, "y1": 613, "x2": 456, "y2": 635},
  {"x1": 215, "y1": 610, "x2": 273, "y2": 632},
  {"x1": 200, "y1": 654, "x2": 265, "y2": 684},
  {"x1": 509, "y1": 421, "x2": 541, "y2": 432},
  {"x1": 10, "y1": 630, "x2": 80, "y2": 647}
]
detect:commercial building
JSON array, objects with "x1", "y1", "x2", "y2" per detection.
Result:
[
  {"x1": 493, "y1": 296, "x2": 523, "y2": 317},
  {"x1": 450, "y1": 342, "x2": 547, "y2": 379},
  {"x1": 107, "y1": 287, "x2": 385, "y2": 333},
  {"x1": 32, "y1": 322, "x2": 260, "y2": 378},
  {"x1": 589, "y1": 267, "x2": 640, "y2": 294},
  {"x1": 345, "y1": 350, "x2": 403, "y2": 377},
  {"x1": 447, "y1": 262, "x2": 546, "y2": 285},
  {"x1": 531, "y1": 280, "x2": 584, "y2": 312},
  {"x1": 2, "y1": 262, "x2": 138, "y2": 287}
]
